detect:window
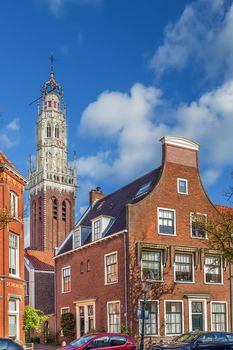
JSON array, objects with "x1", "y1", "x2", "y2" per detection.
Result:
[
  {"x1": 191, "y1": 213, "x2": 207, "y2": 239},
  {"x1": 62, "y1": 201, "x2": 66, "y2": 222},
  {"x1": 80, "y1": 262, "x2": 84, "y2": 274},
  {"x1": 105, "y1": 252, "x2": 118, "y2": 284},
  {"x1": 53, "y1": 198, "x2": 58, "y2": 220},
  {"x1": 55, "y1": 125, "x2": 59, "y2": 138},
  {"x1": 190, "y1": 300, "x2": 205, "y2": 331},
  {"x1": 62, "y1": 267, "x2": 71, "y2": 293},
  {"x1": 141, "y1": 251, "x2": 162, "y2": 281},
  {"x1": 9, "y1": 233, "x2": 19, "y2": 276},
  {"x1": 93, "y1": 219, "x2": 101, "y2": 240},
  {"x1": 158, "y1": 208, "x2": 175, "y2": 235},
  {"x1": 10, "y1": 192, "x2": 18, "y2": 218},
  {"x1": 47, "y1": 123, "x2": 51, "y2": 137},
  {"x1": 175, "y1": 253, "x2": 193, "y2": 282},
  {"x1": 165, "y1": 301, "x2": 183, "y2": 335},
  {"x1": 73, "y1": 230, "x2": 81, "y2": 249},
  {"x1": 211, "y1": 303, "x2": 227, "y2": 331},
  {"x1": 87, "y1": 260, "x2": 91, "y2": 272},
  {"x1": 107, "y1": 301, "x2": 120, "y2": 333},
  {"x1": 48, "y1": 101, "x2": 52, "y2": 108},
  {"x1": 135, "y1": 182, "x2": 152, "y2": 197},
  {"x1": 54, "y1": 101, "x2": 57, "y2": 108},
  {"x1": 205, "y1": 256, "x2": 222, "y2": 284},
  {"x1": 61, "y1": 307, "x2": 70, "y2": 315},
  {"x1": 140, "y1": 301, "x2": 159, "y2": 335},
  {"x1": 8, "y1": 298, "x2": 19, "y2": 340},
  {"x1": 76, "y1": 302, "x2": 95, "y2": 337},
  {"x1": 177, "y1": 178, "x2": 188, "y2": 194}
]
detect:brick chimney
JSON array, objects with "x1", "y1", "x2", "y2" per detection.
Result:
[{"x1": 89, "y1": 187, "x2": 105, "y2": 206}]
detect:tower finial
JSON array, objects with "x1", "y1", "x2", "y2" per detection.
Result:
[{"x1": 49, "y1": 53, "x2": 55, "y2": 76}]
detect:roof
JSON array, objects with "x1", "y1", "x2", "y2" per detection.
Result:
[
  {"x1": 58, "y1": 166, "x2": 162, "y2": 256},
  {"x1": 0, "y1": 150, "x2": 17, "y2": 170},
  {"x1": 215, "y1": 204, "x2": 233, "y2": 214},
  {"x1": 25, "y1": 249, "x2": 54, "y2": 271}
]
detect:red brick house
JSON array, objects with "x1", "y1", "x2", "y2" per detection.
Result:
[
  {"x1": 0, "y1": 151, "x2": 27, "y2": 342},
  {"x1": 55, "y1": 136, "x2": 232, "y2": 342}
]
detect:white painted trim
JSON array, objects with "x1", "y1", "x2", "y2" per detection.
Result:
[
  {"x1": 9, "y1": 232, "x2": 20, "y2": 278},
  {"x1": 190, "y1": 212, "x2": 207, "y2": 239},
  {"x1": 92, "y1": 218, "x2": 102, "y2": 242},
  {"x1": 138, "y1": 299, "x2": 160, "y2": 337},
  {"x1": 157, "y1": 207, "x2": 176, "y2": 236},
  {"x1": 107, "y1": 300, "x2": 121, "y2": 332},
  {"x1": 61, "y1": 306, "x2": 70, "y2": 314},
  {"x1": 140, "y1": 250, "x2": 163, "y2": 282},
  {"x1": 188, "y1": 299, "x2": 207, "y2": 332},
  {"x1": 61, "y1": 266, "x2": 71, "y2": 293},
  {"x1": 174, "y1": 252, "x2": 195, "y2": 284},
  {"x1": 34, "y1": 270, "x2": 54, "y2": 274},
  {"x1": 104, "y1": 251, "x2": 118, "y2": 285},
  {"x1": 204, "y1": 255, "x2": 224, "y2": 285},
  {"x1": 160, "y1": 136, "x2": 199, "y2": 151},
  {"x1": 73, "y1": 229, "x2": 81, "y2": 249},
  {"x1": 164, "y1": 300, "x2": 184, "y2": 336},
  {"x1": 177, "y1": 178, "x2": 188, "y2": 195},
  {"x1": 210, "y1": 301, "x2": 228, "y2": 332},
  {"x1": 55, "y1": 230, "x2": 126, "y2": 259},
  {"x1": 8, "y1": 297, "x2": 20, "y2": 340},
  {"x1": 75, "y1": 301, "x2": 96, "y2": 338}
]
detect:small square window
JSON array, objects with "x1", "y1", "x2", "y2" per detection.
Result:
[{"x1": 177, "y1": 178, "x2": 188, "y2": 194}]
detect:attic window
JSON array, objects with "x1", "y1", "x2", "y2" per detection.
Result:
[{"x1": 135, "y1": 182, "x2": 152, "y2": 198}]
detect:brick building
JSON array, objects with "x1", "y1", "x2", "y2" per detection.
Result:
[
  {"x1": 0, "y1": 151, "x2": 27, "y2": 341},
  {"x1": 55, "y1": 135, "x2": 232, "y2": 341}
]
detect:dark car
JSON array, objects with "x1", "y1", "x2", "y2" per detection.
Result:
[
  {"x1": 0, "y1": 339, "x2": 24, "y2": 350},
  {"x1": 63, "y1": 333, "x2": 137, "y2": 350},
  {"x1": 151, "y1": 332, "x2": 233, "y2": 350}
]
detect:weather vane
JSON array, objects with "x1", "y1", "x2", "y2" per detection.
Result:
[{"x1": 49, "y1": 53, "x2": 56, "y2": 72}]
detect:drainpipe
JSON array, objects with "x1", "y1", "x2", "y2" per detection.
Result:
[{"x1": 123, "y1": 230, "x2": 128, "y2": 327}]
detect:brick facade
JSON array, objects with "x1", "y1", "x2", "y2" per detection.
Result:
[
  {"x1": 0, "y1": 151, "x2": 27, "y2": 342},
  {"x1": 55, "y1": 136, "x2": 232, "y2": 343}
]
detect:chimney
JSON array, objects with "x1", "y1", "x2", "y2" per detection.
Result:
[
  {"x1": 89, "y1": 187, "x2": 105, "y2": 206},
  {"x1": 160, "y1": 136, "x2": 199, "y2": 168}
]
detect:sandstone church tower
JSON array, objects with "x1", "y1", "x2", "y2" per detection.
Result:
[{"x1": 28, "y1": 63, "x2": 76, "y2": 251}]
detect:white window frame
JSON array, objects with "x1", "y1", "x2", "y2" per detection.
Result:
[
  {"x1": 107, "y1": 300, "x2": 121, "y2": 333},
  {"x1": 157, "y1": 207, "x2": 176, "y2": 236},
  {"x1": 164, "y1": 300, "x2": 184, "y2": 336},
  {"x1": 190, "y1": 212, "x2": 207, "y2": 239},
  {"x1": 60, "y1": 307, "x2": 70, "y2": 336},
  {"x1": 92, "y1": 218, "x2": 102, "y2": 241},
  {"x1": 138, "y1": 299, "x2": 160, "y2": 337},
  {"x1": 177, "y1": 178, "x2": 188, "y2": 195},
  {"x1": 204, "y1": 255, "x2": 223, "y2": 285},
  {"x1": 9, "y1": 232, "x2": 19, "y2": 278},
  {"x1": 61, "y1": 266, "x2": 71, "y2": 293},
  {"x1": 104, "y1": 251, "x2": 118, "y2": 285},
  {"x1": 8, "y1": 298, "x2": 20, "y2": 340},
  {"x1": 188, "y1": 299, "x2": 208, "y2": 332},
  {"x1": 174, "y1": 252, "x2": 195, "y2": 284},
  {"x1": 141, "y1": 250, "x2": 163, "y2": 282},
  {"x1": 75, "y1": 301, "x2": 96, "y2": 338},
  {"x1": 10, "y1": 191, "x2": 18, "y2": 219},
  {"x1": 210, "y1": 301, "x2": 228, "y2": 332},
  {"x1": 73, "y1": 230, "x2": 81, "y2": 249}
]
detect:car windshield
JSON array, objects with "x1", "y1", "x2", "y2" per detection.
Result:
[
  {"x1": 173, "y1": 333, "x2": 199, "y2": 343},
  {"x1": 70, "y1": 336, "x2": 95, "y2": 347}
]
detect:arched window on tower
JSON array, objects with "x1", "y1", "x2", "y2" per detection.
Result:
[
  {"x1": 39, "y1": 197, "x2": 42, "y2": 222},
  {"x1": 62, "y1": 200, "x2": 66, "y2": 222},
  {"x1": 55, "y1": 125, "x2": 59, "y2": 138},
  {"x1": 47, "y1": 123, "x2": 51, "y2": 138},
  {"x1": 53, "y1": 198, "x2": 58, "y2": 220}
]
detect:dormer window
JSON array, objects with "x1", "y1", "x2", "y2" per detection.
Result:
[
  {"x1": 73, "y1": 230, "x2": 81, "y2": 249},
  {"x1": 93, "y1": 219, "x2": 101, "y2": 240}
]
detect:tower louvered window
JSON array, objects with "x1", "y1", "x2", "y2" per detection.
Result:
[
  {"x1": 39, "y1": 197, "x2": 42, "y2": 221},
  {"x1": 53, "y1": 199, "x2": 58, "y2": 220},
  {"x1": 55, "y1": 125, "x2": 59, "y2": 138},
  {"x1": 47, "y1": 123, "x2": 51, "y2": 137},
  {"x1": 62, "y1": 201, "x2": 66, "y2": 222}
]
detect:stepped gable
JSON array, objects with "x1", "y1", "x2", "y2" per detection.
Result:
[
  {"x1": 58, "y1": 166, "x2": 162, "y2": 255},
  {"x1": 25, "y1": 249, "x2": 54, "y2": 271}
]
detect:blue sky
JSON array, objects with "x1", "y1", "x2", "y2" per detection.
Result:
[{"x1": 1, "y1": 0, "x2": 233, "y2": 238}]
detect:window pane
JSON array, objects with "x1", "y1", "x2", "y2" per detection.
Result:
[
  {"x1": 212, "y1": 303, "x2": 226, "y2": 331},
  {"x1": 142, "y1": 251, "x2": 162, "y2": 281},
  {"x1": 159, "y1": 209, "x2": 175, "y2": 235},
  {"x1": 166, "y1": 302, "x2": 182, "y2": 335},
  {"x1": 140, "y1": 301, "x2": 158, "y2": 335},
  {"x1": 106, "y1": 253, "x2": 117, "y2": 284},
  {"x1": 175, "y1": 254, "x2": 193, "y2": 282},
  {"x1": 108, "y1": 302, "x2": 120, "y2": 333},
  {"x1": 205, "y1": 256, "x2": 222, "y2": 283}
]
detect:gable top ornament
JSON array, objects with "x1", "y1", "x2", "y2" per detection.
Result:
[{"x1": 40, "y1": 54, "x2": 64, "y2": 101}]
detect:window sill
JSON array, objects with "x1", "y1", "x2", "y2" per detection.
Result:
[
  {"x1": 9, "y1": 274, "x2": 20, "y2": 279},
  {"x1": 105, "y1": 281, "x2": 118, "y2": 286},
  {"x1": 204, "y1": 282, "x2": 223, "y2": 285},
  {"x1": 158, "y1": 233, "x2": 176, "y2": 236},
  {"x1": 175, "y1": 281, "x2": 195, "y2": 284},
  {"x1": 61, "y1": 290, "x2": 71, "y2": 294},
  {"x1": 191, "y1": 236, "x2": 207, "y2": 240}
]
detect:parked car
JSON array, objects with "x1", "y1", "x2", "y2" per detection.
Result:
[
  {"x1": 63, "y1": 333, "x2": 137, "y2": 350},
  {"x1": 0, "y1": 339, "x2": 24, "y2": 350},
  {"x1": 150, "y1": 332, "x2": 233, "y2": 350}
]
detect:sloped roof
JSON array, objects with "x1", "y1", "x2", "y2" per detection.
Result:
[
  {"x1": 58, "y1": 166, "x2": 162, "y2": 256},
  {"x1": 215, "y1": 204, "x2": 233, "y2": 214},
  {"x1": 0, "y1": 150, "x2": 17, "y2": 170},
  {"x1": 25, "y1": 249, "x2": 54, "y2": 271}
]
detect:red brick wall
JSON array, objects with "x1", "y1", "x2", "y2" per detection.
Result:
[
  {"x1": 30, "y1": 188, "x2": 75, "y2": 251},
  {"x1": 55, "y1": 234, "x2": 126, "y2": 342},
  {"x1": 0, "y1": 167, "x2": 26, "y2": 342},
  {"x1": 35, "y1": 271, "x2": 55, "y2": 314}
]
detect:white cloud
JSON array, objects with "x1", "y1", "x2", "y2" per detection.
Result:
[
  {"x1": 7, "y1": 118, "x2": 20, "y2": 131},
  {"x1": 0, "y1": 134, "x2": 17, "y2": 148},
  {"x1": 40, "y1": 0, "x2": 102, "y2": 17},
  {"x1": 150, "y1": 0, "x2": 233, "y2": 81},
  {"x1": 78, "y1": 80, "x2": 233, "y2": 189}
]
